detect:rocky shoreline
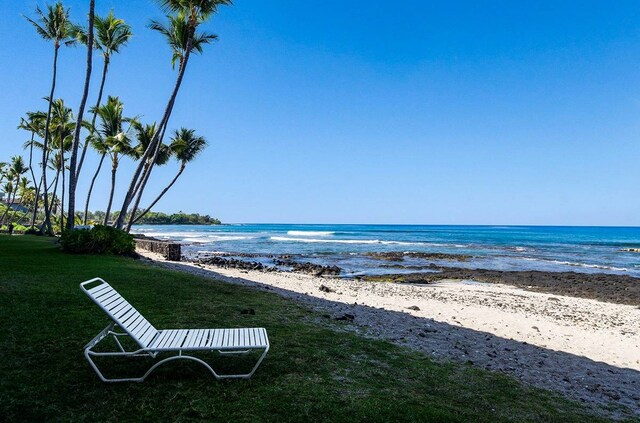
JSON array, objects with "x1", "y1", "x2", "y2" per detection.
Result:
[
  {"x1": 187, "y1": 252, "x2": 640, "y2": 306},
  {"x1": 363, "y1": 267, "x2": 640, "y2": 306}
]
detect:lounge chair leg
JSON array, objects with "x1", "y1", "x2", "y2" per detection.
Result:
[{"x1": 214, "y1": 345, "x2": 270, "y2": 379}]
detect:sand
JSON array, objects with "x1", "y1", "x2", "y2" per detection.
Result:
[{"x1": 138, "y1": 251, "x2": 640, "y2": 418}]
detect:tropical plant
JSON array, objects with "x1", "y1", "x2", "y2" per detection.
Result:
[
  {"x1": 0, "y1": 156, "x2": 29, "y2": 225},
  {"x1": 19, "y1": 111, "x2": 47, "y2": 226},
  {"x1": 114, "y1": 0, "x2": 231, "y2": 230},
  {"x1": 90, "y1": 96, "x2": 134, "y2": 224},
  {"x1": 49, "y1": 99, "x2": 75, "y2": 229},
  {"x1": 72, "y1": 9, "x2": 132, "y2": 181},
  {"x1": 128, "y1": 128, "x2": 206, "y2": 228},
  {"x1": 67, "y1": 0, "x2": 95, "y2": 230},
  {"x1": 25, "y1": 1, "x2": 76, "y2": 235}
]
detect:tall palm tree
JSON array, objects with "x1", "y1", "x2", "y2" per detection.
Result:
[
  {"x1": 115, "y1": 0, "x2": 231, "y2": 230},
  {"x1": 19, "y1": 111, "x2": 47, "y2": 227},
  {"x1": 73, "y1": 9, "x2": 132, "y2": 180},
  {"x1": 92, "y1": 96, "x2": 134, "y2": 224},
  {"x1": 25, "y1": 2, "x2": 76, "y2": 234},
  {"x1": 48, "y1": 99, "x2": 75, "y2": 229},
  {"x1": 128, "y1": 128, "x2": 206, "y2": 228},
  {"x1": 67, "y1": 0, "x2": 95, "y2": 230}
]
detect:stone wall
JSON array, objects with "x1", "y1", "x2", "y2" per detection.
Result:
[{"x1": 134, "y1": 238, "x2": 181, "y2": 261}]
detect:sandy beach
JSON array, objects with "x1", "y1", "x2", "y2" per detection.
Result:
[{"x1": 138, "y1": 250, "x2": 640, "y2": 418}]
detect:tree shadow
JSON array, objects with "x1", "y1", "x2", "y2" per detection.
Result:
[{"x1": 152, "y1": 260, "x2": 640, "y2": 419}]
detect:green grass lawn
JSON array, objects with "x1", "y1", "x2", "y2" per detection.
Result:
[{"x1": 0, "y1": 235, "x2": 619, "y2": 422}]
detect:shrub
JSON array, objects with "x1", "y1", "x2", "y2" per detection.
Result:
[
  {"x1": 24, "y1": 227, "x2": 43, "y2": 235},
  {"x1": 60, "y1": 225, "x2": 135, "y2": 256}
]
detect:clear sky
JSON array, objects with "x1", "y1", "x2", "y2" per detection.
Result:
[{"x1": 1, "y1": 1, "x2": 640, "y2": 225}]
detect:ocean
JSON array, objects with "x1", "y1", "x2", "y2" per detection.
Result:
[{"x1": 131, "y1": 224, "x2": 640, "y2": 278}]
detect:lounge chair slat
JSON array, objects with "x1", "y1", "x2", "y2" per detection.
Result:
[
  {"x1": 113, "y1": 304, "x2": 133, "y2": 320},
  {"x1": 95, "y1": 288, "x2": 116, "y2": 302},
  {"x1": 104, "y1": 292, "x2": 123, "y2": 305},
  {"x1": 211, "y1": 329, "x2": 221, "y2": 347},
  {"x1": 104, "y1": 296, "x2": 124, "y2": 310},
  {"x1": 87, "y1": 284, "x2": 110, "y2": 295},
  {"x1": 173, "y1": 330, "x2": 187, "y2": 348},
  {"x1": 184, "y1": 329, "x2": 196, "y2": 347},
  {"x1": 94, "y1": 286, "x2": 114, "y2": 297},
  {"x1": 197, "y1": 330, "x2": 207, "y2": 348},
  {"x1": 111, "y1": 299, "x2": 131, "y2": 317},
  {"x1": 196, "y1": 329, "x2": 205, "y2": 347},
  {"x1": 157, "y1": 331, "x2": 173, "y2": 348}
]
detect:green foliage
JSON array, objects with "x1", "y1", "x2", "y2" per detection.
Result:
[
  {"x1": 137, "y1": 211, "x2": 221, "y2": 225},
  {"x1": 60, "y1": 225, "x2": 135, "y2": 256},
  {"x1": 24, "y1": 227, "x2": 41, "y2": 235},
  {"x1": 0, "y1": 224, "x2": 29, "y2": 232}
]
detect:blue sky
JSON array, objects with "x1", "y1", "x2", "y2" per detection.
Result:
[{"x1": 1, "y1": 0, "x2": 640, "y2": 225}]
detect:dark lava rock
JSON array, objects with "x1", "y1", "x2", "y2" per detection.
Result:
[
  {"x1": 365, "y1": 252, "x2": 472, "y2": 262},
  {"x1": 195, "y1": 256, "x2": 269, "y2": 271},
  {"x1": 274, "y1": 259, "x2": 341, "y2": 277},
  {"x1": 335, "y1": 313, "x2": 355, "y2": 322},
  {"x1": 407, "y1": 305, "x2": 421, "y2": 311},
  {"x1": 319, "y1": 284, "x2": 336, "y2": 293}
]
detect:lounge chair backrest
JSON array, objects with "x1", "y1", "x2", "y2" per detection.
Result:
[{"x1": 81, "y1": 278, "x2": 159, "y2": 349}]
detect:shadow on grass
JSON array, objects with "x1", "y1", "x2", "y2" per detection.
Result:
[{"x1": 158, "y1": 260, "x2": 640, "y2": 419}]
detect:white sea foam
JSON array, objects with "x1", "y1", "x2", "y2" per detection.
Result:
[
  {"x1": 271, "y1": 236, "x2": 426, "y2": 246},
  {"x1": 287, "y1": 230, "x2": 335, "y2": 236},
  {"x1": 521, "y1": 257, "x2": 627, "y2": 272}
]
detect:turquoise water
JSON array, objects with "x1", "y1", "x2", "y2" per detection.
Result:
[{"x1": 131, "y1": 224, "x2": 640, "y2": 277}]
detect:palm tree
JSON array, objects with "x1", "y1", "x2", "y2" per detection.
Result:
[
  {"x1": 81, "y1": 132, "x2": 107, "y2": 225},
  {"x1": 0, "y1": 162, "x2": 7, "y2": 186},
  {"x1": 92, "y1": 96, "x2": 134, "y2": 224},
  {"x1": 115, "y1": 0, "x2": 231, "y2": 230},
  {"x1": 48, "y1": 99, "x2": 75, "y2": 230},
  {"x1": 73, "y1": 9, "x2": 132, "y2": 180},
  {"x1": 19, "y1": 111, "x2": 47, "y2": 227},
  {"x1": 128, "y1": 128, "x2": 206, "y2": 229},
  {"x1": 25, "y1": 2, "x2": 76, "y2": 234},
  {"x1": 0, "y1": 156, "x2": 28, "y2": 225},
  {"x1": 67, "y1": 0, "x2": 95, "y2": 230}
]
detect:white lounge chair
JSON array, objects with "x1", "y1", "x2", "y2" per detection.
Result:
[{"x1": 80, "y1": 277, "x2": 269, "y2": 382}]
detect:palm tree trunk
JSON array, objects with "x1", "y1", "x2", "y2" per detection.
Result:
[
  {"x1": 48, "y1": 169, "x2": 60, "y2": 231},
  {"x1": 40, "y1": 45, "x2": 60, "y2": 235},
  {"x1": 104, "y1": 156, "x2": 117, "y2": 225},
  {"x1": 0, "y1": 187, "x2": 13, "y2": 225},
  {"x1": 126, "y1": 119, "x2": 172, "y2": 230},
  {"x1": 27, "y1": 132, "x2": 40, "y2": 227},
  {"x1": 83, "y1": 152, "x2": 106, "y2": 225},
  {"x1": 130, "y1": 162, "x2": 185, "y2": 227},
  {"x1": 76, "y1": 57, "x2": 107, "y2": 181},
  {"x1": 67, "y1": 0, "x2": 95, "y2": 230},
  {"x1": 60, "y1": 152, "x2": 66, "y2": 230},
  {"x1": 114, "y1": 25, "x2": 197, "y2": 230}
]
